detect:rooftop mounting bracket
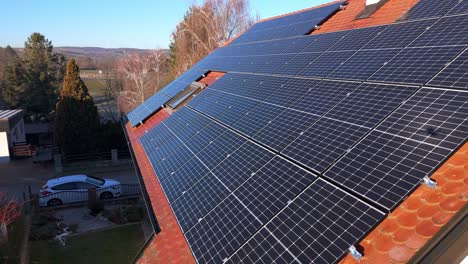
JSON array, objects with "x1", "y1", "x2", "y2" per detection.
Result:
[
  {"x1": 349, "y1": 246, "x2": 363, "y2": 261},
  {"x1": 422, "y1": 176, "x2": 437, "y2": 189}
]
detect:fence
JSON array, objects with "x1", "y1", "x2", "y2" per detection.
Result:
[
  {"x1": 55, "y1": 149, "x2": 133, "y2": 174},
  {"x1": 38, "y1": 183, "x2": 141, "y2": 207}
]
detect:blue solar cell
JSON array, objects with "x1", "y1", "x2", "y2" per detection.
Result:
[
  {"x1": 406, "y1": 0, "x2": 460, "y2": 20},
  {"x1": 429, "y1": 48, "x2": 468, "y2": 89},
  {"x1": 299, "y1": 51, "x2": 355, "y2": 77},
  {"x1": 368, "y1": 46, "x2": 465, "y2": 85},
  {"x1": 409, "y1": 14, "x2": 468, "y2": 47}
]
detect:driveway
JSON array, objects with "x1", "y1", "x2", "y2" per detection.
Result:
[{"x1": 0, "y1": 159, "x2": 54, "y2": 199}]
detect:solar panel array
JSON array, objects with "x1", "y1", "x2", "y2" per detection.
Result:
[
  {"x1": 133, "y1": 2, "x2": 468, "y2": 263},
  {"x1": 127, "y1": 68, "x2": 207, "y2": 127},
  {"x1": 230, "y1": 2, "x2": 344, "y2": 45}
]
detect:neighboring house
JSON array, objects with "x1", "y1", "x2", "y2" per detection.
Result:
[
  {"x1": 0, "y1": 110, "x2": 25, "y2": 163},
  {"x1": 25, "y1": 122, "x2": 53, "y2": 146}
]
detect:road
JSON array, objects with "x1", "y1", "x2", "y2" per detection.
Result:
[{"x1": 0, "y1": 159, "x2": 138, "y2": 199}]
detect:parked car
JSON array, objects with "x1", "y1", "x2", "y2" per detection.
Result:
[{"x1": 39, "y1": 175, "x2": 121, "y2": 207}]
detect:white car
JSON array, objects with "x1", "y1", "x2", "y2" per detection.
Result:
[{"x1": 39, "y1": 175, "x2": 121, "y2": 207}]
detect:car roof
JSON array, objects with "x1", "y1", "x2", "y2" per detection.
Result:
[{"x1": 46, "y1": 175, "x2": 88, "y2": 187}]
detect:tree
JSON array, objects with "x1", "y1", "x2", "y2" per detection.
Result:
[
  {"x1": 117, "y1": 50, "x2": 168, "y2": 113},
  {"x1": 0, "y1": 46, "x2": 18, "y2": 108},
  {"x1": 169, "y1": 0, "x2": 256, "y2": 78},
  {"x1": 2, "y1": 33, "x2": 66, "y2": 121},
  {"x1": 54, "y1": 59, "x2": 100, "y2": 155},
  {"x1": 0, "y1": 193, "x2": 24, "y2": 243}
]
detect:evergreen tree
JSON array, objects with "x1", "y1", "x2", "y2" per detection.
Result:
[
  {"x1": 2, "y1": 33, "x2": 66, "y2": 121},
  {"x1": 54, "y1": 59, "x2": 100, "y2": 155}
]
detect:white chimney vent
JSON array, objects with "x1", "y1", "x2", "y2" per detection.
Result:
[{"x1": 366, "y1": 0, "x2": 381, "y2": 5}]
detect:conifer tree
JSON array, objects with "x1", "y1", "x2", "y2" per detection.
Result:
[{"x1": 54, "y1": 59, "x2": 100, "y2": 155}]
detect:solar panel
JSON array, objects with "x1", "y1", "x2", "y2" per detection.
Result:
[
  {"x1": 227, "y1": 179, "x2": 385, "y2": 264},
  {"x1": 281, "y1": 36, "x2": 318, "y2": 54},
  {"x1": 197, "y1": 130, "x2": 246, "y2": 169},
  {"x1": 217, "y1": 97, "x2": 261, "y2": 127},
  {"x1": 292, "y1": 80, "x2": 360, "y2": 115},
  {"x1": 256, "y1": 54, "x2": 296, "y2": 74},
  {"x1": 302, "y1": 31, "x2": 349, "y2": 52},
  {"x1": 161, "y1": 155, "x2": 209, "y2": 203},
  {"x1": 429, "y1": 48, "x2": 468, "y2": 89},
  {"x1": 325, "y1": 88, "x2": 468, "y2": 210},
  {"x1": 448, "y1": 0, "x2": 468, "y2": 15},
  {"x1": 374, "y1": 88, "x2": 468, "y2": 150},
  {"x1": 282, "y1": 118, "x2": 369, "y2": 173},
  {"x1": 368, "y1": 46, "x2": 465, "y2": 85},
  {"x1": 363, "y1": 19, "x2": 436, "y2": 49},
  {"x1": 127, "y1": 104, "x2": 152, "y2": 127},
  {"x1": 263, "y1": 77, "x2": 316, "y2": 107},
  {"x1": 253, "y1": 109, "x2": 320, "y2": 152},
  {"x1": 328, "y1": 48, "x2": 401, "y2": 81},
  {"x1": 325, "y1": 130, "x2": 452, "y2": 210},
  {"x1": 274, "y1": 52, "x2": 321, "y2": 76},
  {"x1": 233, "y1": 156, "x2": 316, "y2": 224},
  {"x1": 406, "y1": 0, "x2": 461, "y2": 20},
  {"x1": 211, "y1": 141, "x2": 275, "y2": 191},
  {"x1": 329, "y1": 25, "x2": 387, "y2": 51},
  {"x1": 409, "y1": 14, "x2": 468, "y2": 47},
  {"x1": 185, "y1": 194, "x2": 263, "y2": 264},
  {"x1": 299, "y1": 51, "x2": 355, "y2": 77},
  {"x1": 232, "y1": 103, "x2": 285, "y2": 137},
  {"x1": 171, "y1": 172, "x2": 231, "y2": 232},
  {"x1": 229, "y1": 2, "x2": 344, "y2": 45},
  {"x1": 323, "y1": 83, "x2": 417, "y2": 128}
]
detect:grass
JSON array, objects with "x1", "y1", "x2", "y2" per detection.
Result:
[
  {"x1": 30, "y1": 224, "x2": 146, "y2": 264},
  {"x1": 0, "y1": 216, "x2": 26, "y2": 264},
  {"x1": 83, "y1": 79, "x2": 107, "y2": 97}
]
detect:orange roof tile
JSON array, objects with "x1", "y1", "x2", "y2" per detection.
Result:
[
  {"x1": 314, "y1": 0, "x2": 420, "y2": 34},
  {"x1": 199, "y1": 71, "x2": 225, "y2": 86},
  {"x1": 339, "y1": 143, "x2": 468, "y2": 264},
  {"x1": 126, "y1": 110, "x2": 196, "y2": 264}
]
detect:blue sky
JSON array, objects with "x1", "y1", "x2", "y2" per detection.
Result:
[{"x1": 0, "y1": 0, "x2": 329, "y2": 49}]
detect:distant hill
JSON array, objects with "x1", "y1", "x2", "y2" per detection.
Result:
[
  {"x1": 54, "y1": 47, "x2": 166, "y2": 59},
  {"x1": 13, "y1": 47, "x2": 169, "y2": 69}
]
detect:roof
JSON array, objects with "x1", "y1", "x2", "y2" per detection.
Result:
[
  {"x1": 125, "y1": 0, "x2": 468, "y2": 263},
  {"x1": 0, "y1": 110, "x2": 23, "y2": 120},
  {"x1": 339, "y1": 142, "x2": 468, "y2": 263},
  {"x1": 0, "y1": 109, "x2": 24, "y2": 132}
]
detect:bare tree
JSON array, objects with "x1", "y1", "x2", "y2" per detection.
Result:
[
  {"x1": 169, "y1": 0, "x2": 256, "y2": 78},
  {"x1": 116, "y1": 50, "x2": 168, "y2": 113},
  {"x1": 0, "y1": 193, "x2": 25, "y2": 243}
]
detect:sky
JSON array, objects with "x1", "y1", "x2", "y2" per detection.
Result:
[{"x1": 0, "y1": 0, "x2": 329, "y2": 49}]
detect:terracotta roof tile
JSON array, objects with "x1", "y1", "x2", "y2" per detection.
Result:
[
  {"x1": 338, "y1": 143, "x2": 468, "y2": 263},
  {"x1": 314, "y1": 0, "x2": 420, "y2": 34},
  {"x1": 126, "y1": 110, "x2": 196, "y2": 264},
  {"x1": 199, "y1": 71, "x2": 225, "y2": 86}
]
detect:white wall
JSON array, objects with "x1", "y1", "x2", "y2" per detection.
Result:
[
  {"x1": 366, "y1": 0, "x2": 381, "y2": 5},
  {"x1": 9, "y1": 119, "x2": 25, "y2": 146},
  {"x1": 0, "y1": 132, "x2": 10, "y2": 163}
]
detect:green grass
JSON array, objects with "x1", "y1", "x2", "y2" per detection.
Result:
[
  {"x1": 83, "y1": 79, "x2": 106, "y2": 97},
  {"x1": 30, "y1": 224, "x2": 146, "y2": 264}
]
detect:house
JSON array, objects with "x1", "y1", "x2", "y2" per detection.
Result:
[
  {"x1": 0, "y1": 110, "x2": 25, "y2": 163},
  {"x1": 124, "y1": 0, "x2": 468, "y2": 263}
]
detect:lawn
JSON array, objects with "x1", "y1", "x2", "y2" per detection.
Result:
[
  {"x1": 30, "y1": 224, "x2": 146, "y2": 264},
  {"x1": 83, "y1": 79, "x2": 107, "y2": 97}
]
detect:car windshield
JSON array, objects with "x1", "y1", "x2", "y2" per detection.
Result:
[{"x1": 85, "y1": 175, "x2": 105, "y2": 186}]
